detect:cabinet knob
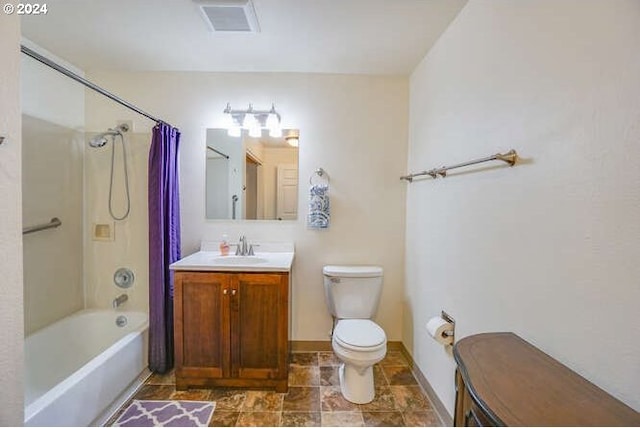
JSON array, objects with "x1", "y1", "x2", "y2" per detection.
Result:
[
  {"x1": 231, "y1": 289, "x2": 237, "y2": 296},
  {"x1": 223, "y1": 289, "x2": 228, "y2": 295}
]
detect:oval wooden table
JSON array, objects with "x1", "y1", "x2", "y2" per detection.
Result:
[{"x1": 453, "y1": 332, "x2": 640, "y2": 426}]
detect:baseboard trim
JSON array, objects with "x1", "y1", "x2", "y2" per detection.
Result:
[
  {"x1": 289, "y1": 340, "x2": 452, "y2": 426},
  {"x1": 290, "y1": 340, "x2": 332, "y2": 352},
  {"x1": 398, "y1": 345, "x2": 453, "y2": 426}
]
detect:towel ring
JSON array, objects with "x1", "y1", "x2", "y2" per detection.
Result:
[{"x1": 310, "y1": 168, "x2": 329, "y2": 186}]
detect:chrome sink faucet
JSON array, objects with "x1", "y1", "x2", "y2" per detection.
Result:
[
  {"x1": 235, "y1": 235, "x2": 255, "y2": 256},
  {"x1": 113, "y1": 293, "x2": 128, "y2": 308},
  {"x1": 236, "y1": 235, "x2": 248, "y2": 256}
]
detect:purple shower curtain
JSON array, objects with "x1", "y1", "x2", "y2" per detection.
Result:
[{"x1": 148, "y1": 122, "x2": 181, "y2": 373}]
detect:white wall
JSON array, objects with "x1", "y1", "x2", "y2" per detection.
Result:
[
  {"x1": 21, "y1": 38, "x2": 85, "y2": 130},
  {"x1": 85, "y1": 72, "x2": 408, "y2": 341},
  {"x1": 405, "y1": 0, "x2": 640, "y2": 415},
  {"x1": 0, "y1": 9, "x2": 24, "y2": 425}
]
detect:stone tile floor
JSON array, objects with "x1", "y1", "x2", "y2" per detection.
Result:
[{"x1": 106, "y1": 350, "x2": 441, "y2": 427}]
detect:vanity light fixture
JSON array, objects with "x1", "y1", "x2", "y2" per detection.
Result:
[
  {"x1": 285, "y1": 129, "x2": 299, "y2": 147},
  {"x1": 223, "y1": 103, "x2": 282, "y2": 138}
]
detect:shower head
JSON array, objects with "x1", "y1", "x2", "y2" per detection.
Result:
[
  {"x1": 88, "y1": 134, "x2": 110, "y2": 148},
  {"x1": 88, "y1": 124, "x2": 129, "y2": 148}
]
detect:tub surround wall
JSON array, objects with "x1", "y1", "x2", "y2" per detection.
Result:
[
  {"x1": 85, "y1": 72, "x2": 408, "y2": 342},
  {"x1": 20, "y1": 39, "x2": 149, "y2": 317},
  {"x1": 22, "y1": 116, "x2": 84, "y2": 334},
  {"x1": 0, "y1": 10, "x2": 24, "y2": 425},
  {"x1": 20, "y1": 41, "x2": 86, "y2": 334},
  {"x1": 84, "y1": 125, "x2": 150, "y2": 314},
  {"x1": 405, "y1": 0, "x2": 640, "y2": 414}
]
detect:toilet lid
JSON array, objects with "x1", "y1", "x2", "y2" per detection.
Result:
[
  {"x1": 334, "y1": 319, "x2": 386, "y2": 349},
  {"x1": 323, "y1": 265, "x2": 383, "y2": 278}
]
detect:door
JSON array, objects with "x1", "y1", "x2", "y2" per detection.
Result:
[
  {"x1": 276, "y1": 164, "x2": 298, "y2": 220},
  {"x1": 174, "y1": 272, "x2": 231, "y2": 380},
  {"x1": 230, "y1": 273, "x2": 288, "y2": 380}
]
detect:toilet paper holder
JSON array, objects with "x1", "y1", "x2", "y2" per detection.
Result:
[{"x1": 441, "y1": 311, "x2": 455, "y2": 337}]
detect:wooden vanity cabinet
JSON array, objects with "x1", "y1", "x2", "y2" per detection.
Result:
[{"x1": 174, "y1": 271, "x2": 289, "y2": 392}]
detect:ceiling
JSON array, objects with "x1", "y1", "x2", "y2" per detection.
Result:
[{"x1": 21, "y1": 0, "x2": 467, "y2": 75}]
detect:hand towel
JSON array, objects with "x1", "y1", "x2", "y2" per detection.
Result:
[{"x1": 307, "y1": 184, "x2": 330, "y2": 229}]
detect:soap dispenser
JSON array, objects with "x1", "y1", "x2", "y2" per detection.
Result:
[{"x1": 219, "y1": 234, "x2": 230, "y2": 256}]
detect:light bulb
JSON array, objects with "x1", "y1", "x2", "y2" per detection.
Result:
[
  {"x1": 228, "y1": 126, "x2": 241, "y2": 137},
  {"x1": 223, "y1": 112, "x2": 235, "y2": 129},
  {"x1": 242, "y1": 113, "x2": 257, "y2": 129},
  {"x1": 266, "y1": 108, "x2": 279, "y2": 130}
]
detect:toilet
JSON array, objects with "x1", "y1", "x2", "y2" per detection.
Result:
[{"x1": 323, "y1": 265, "x2": 387, "y2": 404}]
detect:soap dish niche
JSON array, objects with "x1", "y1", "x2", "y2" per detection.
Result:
[{"x1": 93, "y1": 222, "x2": 115, "y2": 241}]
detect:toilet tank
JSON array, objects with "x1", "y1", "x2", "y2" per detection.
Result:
[{"x1": 323, "y1": 265, "x2": 383, "y2": 319}]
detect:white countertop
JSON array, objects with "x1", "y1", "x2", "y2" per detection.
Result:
[{"x1": 169, "y1": 241, "x2": 294, "y2": 273}]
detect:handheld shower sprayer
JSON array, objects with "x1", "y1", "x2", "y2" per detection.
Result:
[
  {"x1": 87, "y1": 123, "x2": 132, "y2": 220},
  {"x1": 88, "y1": 135, "x2": 109, "y2": 148},
  {"x1": 88, "y1": 124, "x2": 129, "y2": 148}
]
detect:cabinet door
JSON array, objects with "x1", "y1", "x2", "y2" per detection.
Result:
[
  {"x1": 174, "y1": 272, "x2": 231, "y2": 379},
  {"x1": 230, "y1": 273, "x2": 288, "y2": 380}
]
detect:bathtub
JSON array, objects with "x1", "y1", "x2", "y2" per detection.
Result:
[{"x1": 24, "y1": 309, "x2": 149, "y2": 426}]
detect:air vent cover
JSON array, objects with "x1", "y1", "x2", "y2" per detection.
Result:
[{"x1": 195, "y1": 0, "x2": 260, "y2": 33}]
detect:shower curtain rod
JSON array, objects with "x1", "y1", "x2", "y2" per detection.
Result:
[{"x1": 20, "y1": 45, "x2": 168, "y2": 125}]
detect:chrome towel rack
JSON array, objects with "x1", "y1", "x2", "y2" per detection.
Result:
[
  {"x1": 400, "y1": 149, "x2": 518, "y2": 182},
  {"x1": 23, "y1": 217, "x2": 62, "y2": 235}
]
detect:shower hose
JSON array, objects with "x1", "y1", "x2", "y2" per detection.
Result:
[{"x1": 108, "y1": 133, "x2": 131, "y2": 220}]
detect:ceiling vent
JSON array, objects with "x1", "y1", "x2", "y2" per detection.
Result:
[{"x1": 195, "y1": 0, "x2": 260, "y2": 33}]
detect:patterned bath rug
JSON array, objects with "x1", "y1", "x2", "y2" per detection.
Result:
[{"x1": 113, "y1": 400, "x2": 216, "y2": 427}]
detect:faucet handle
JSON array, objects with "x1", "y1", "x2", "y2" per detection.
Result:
[{"x1": 248, "y1": 244, "x2": 260, "y2": 256}]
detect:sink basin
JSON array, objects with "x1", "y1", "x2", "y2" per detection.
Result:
[
  {"x1": 169, "y1": 242, "x2": 294, "y2": 272},
  {"x1": 211, "y1": 256, "x2": 268, "y2": 265}
]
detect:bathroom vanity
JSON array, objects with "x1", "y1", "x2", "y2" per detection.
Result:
[
  {"x1": 453, "y1": 333, "x2": 640, "y2": 426},
  {"x1": 170, "y1": 242, "x2": 294, "y2": 392}
]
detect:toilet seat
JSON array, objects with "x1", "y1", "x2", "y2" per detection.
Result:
[{"x1": 334, "y1": 319, "x2": 386, "y2": 352}]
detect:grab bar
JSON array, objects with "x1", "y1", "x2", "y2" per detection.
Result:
[
  {"x1": 23, "y1": 217, "x2": 62, "y2": 235},
  {"x1": 231, "y1": 195, "x2": 239, "y2": 220}
]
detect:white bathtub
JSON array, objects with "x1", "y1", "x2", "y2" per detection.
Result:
[{"x1": 24, "y1": 309, "x2": 149, "y2": 426}]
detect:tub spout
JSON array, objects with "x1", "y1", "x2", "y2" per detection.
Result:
[{"x1": 113, "y1": 294, "x2": 128, "y2": 309}]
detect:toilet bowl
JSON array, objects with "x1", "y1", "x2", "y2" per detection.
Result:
[
  {"x1": 322, "y1": 265, "x2": 387, "y2": 404},
  {"x1": 331, "y1": 319, "x2": 387, "y2": 403}
]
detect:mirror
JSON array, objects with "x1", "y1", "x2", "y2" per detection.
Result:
[{"x1": 205, "y1": 128, "x2": 299, "y2": 220}]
